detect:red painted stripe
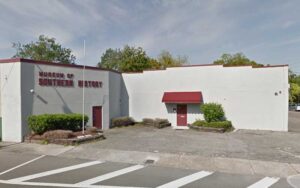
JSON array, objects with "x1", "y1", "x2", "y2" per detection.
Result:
[{"x1": 0, "y1": 58, "x2": 120, "y2": 74}]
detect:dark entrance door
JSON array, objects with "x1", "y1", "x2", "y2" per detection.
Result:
[
  {"x1": 177, "y1": 104, "x2": 187, "y2": 126},
  {"x1": 93, "y1": 106, "x2": 102, "y2": 129}
]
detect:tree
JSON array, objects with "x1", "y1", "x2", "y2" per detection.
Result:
[
  {"x1": 98, "y1": 48, "x2": 122, "y2": 70},
  {"x1": 290, "y1": 83, "x2": 300, "y2": 103},
  {"x1": 157, "y1": 50, "x2": 188, "y2": 69},
  {"x1": 13, "y1": 35, "x2": 76, "y2": 64},
  {"x1": 98, "y1": 45, "x2": 152, "y2": 72},
  {"x1": 98, "y1": 46, "x2": 188, "y2": 72},
  {"x1": 289, "y1": 69, "x2": 300, "y2": 103},
  {"x1": 213, "y1": 53, "x2": 263, "y2": 67},
  {"x1": 119, "y1": 45, "x2": 153, "y2": 72}
]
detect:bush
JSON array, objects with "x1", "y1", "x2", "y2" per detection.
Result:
[
  {"x1": 201, "y1": 103, "x2": 225, "y2": 122},
  {"x1": 111, "y1": 116, "x2": 135, "y2": 128},
  {"x1": 28, "y1": 114, "x2": 88, "y2": 134},
  {"x1": 153, "y1": 118, "x2": 170, "y2": 128},
  {"x1": 192, "y1": 120, "x2": 232, "y2": 129},
  {"x1": 43, "y1": 130, "x2": 74, "y2": 139},
  {"x1": 142, "y1": 118, "x2": 170, "y2": 128},
  {"x1": 142, "y1": 118, "x2": 155, "y2": 126}
]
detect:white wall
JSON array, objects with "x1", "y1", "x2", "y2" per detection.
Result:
[
  {"x1": 21, "y1": 62, "x2": 112, "y2": 135},
  {"x1": 122, "y1": 65, "x2": 289, "y2": 131},
  {"x1": 108, "y1": 71, "x2": 123, "y2": 121},
  {"x1": 0, "y1": 62, "x2": 23, "y2": 142}
]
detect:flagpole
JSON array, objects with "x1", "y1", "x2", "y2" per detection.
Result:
[{"x1": 82, "y1": 40, "x2": 86, "y2": 135}]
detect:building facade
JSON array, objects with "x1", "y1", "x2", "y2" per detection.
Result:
[{"x1": 0, "y1": 58, "x2": 289, "y2": 142}]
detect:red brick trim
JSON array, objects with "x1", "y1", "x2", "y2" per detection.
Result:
[
  {"x1": 0, "y1": 58, "x2": 121, "y2": 74},
  {"x1": 0, "y1": 58, "x2": 288, "y2": 74}
]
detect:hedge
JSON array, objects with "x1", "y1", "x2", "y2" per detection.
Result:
[
  {"x1": 111, "y1": 116, "x2": 135, "y2": 128},
  {"x1": 200, "y1": 103, "x2": 225, "y2": 122},
  {"x1": 28, "y1": 114, "x2": 89, "y2": 134},
  {"x1": 192, "y1": 120, "x2": 232, "y2": 129}
]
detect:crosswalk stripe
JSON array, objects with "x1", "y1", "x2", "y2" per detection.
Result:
[
  {"x1": 0, "y1": 180, "x2": 147, "y2": 188},
  {"x1": 8, "y1": 160, "x2": 102, "y2": 183},
  {"x1": 156, "y1": 171, "x2": 213, "y2": 188},
  {"x1": 247, "y1": 177, "x2": 280, "y2": 188},
  {"x1": 76, "y1": 164, "x2": 145, "y2": 186},
  {"x1": 0, "y1": 155, "x2": 45, "y2": 176}
]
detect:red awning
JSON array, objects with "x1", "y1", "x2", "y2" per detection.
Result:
[{"x1": 162, "y1": 91, "x2": 203, "y2": 104}]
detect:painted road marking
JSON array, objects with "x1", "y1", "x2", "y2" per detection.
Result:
[
  {"x1": 7, "y1": 160, "x2": 102, "y2": 183},
  {"x1": 156, "y1": 171, "x2": 213, "y2": 188},
  {"x1": 76, "y1": 164, "x2": 145, "y2": 186},
  {"x1": 0, "y1": 155, "x2": 45, "y2": 176},
  {"x1": 287, "y1": 174, "x2": 300, "y2": 188},
  {"x1": 0, "y1": 180, "x2": 147, "y2": 188},
  {"x1": 247, "y1": 177, "x2": 280, "y2": 188}
]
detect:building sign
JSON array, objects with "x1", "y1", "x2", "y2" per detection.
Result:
[{"x1": 38, "y1": 72, "x2": 102, "y2": 88}]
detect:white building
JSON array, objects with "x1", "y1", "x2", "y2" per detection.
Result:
[{"x1": 0, "y1": 58, "x2": 289, "y2": 142}]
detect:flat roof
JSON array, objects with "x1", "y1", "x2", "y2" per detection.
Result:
[
  {"x1": 0, "y1": 58, "x2": 288, "y2": 74},
  {"x1": 0, "y1": 58, "x2": 121, "y2": 74}
]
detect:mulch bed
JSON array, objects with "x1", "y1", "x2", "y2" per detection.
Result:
[{"x1": 25, "y1": 129, "x2": 105, "y2": 145}]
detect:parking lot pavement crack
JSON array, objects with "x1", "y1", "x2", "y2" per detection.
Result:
[
  {"x1": 278, "y1": 149, "x2": 300, "y2": 159},
  {"x1": 290, "y1": 164, "x2": 300, "y2": 174},
  {"x1": 249, "y1": 160, "x2": 256, "y2": 175}
]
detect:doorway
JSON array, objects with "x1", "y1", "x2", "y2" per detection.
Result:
[
  {"x1": 177, "y1": 104, "x2": 187, "y2": 126},
  {"x1": 92, "y1": 106, "x2": 102, "y2": 129}
]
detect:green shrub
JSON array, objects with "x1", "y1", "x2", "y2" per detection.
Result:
[
  {"x1": 111, "y1": 116, "x2": 135, "y2": 128},
  {"x1": 28, "y1": 114, "x2": 88, "y2": 134},
  {"x1": 192, "y1": 120, "x2": 206, "y2": 127},
  {"x1": 192, "y1": 120, "x2": 232, "y2": 129},
  {"x1": 200, "y1": 103, "x2": 225, "y2": 122}
]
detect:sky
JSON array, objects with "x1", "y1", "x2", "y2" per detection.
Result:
[{"x1": 0, "y1": 0, "x2": 300, "y2": 72}]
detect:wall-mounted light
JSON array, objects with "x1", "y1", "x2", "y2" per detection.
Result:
[{"x1": 30, "y1": 89, "x2": 35, "y2": 94}]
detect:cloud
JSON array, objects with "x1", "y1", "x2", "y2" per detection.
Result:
[{"x1": 0, "y1": 0, "x2": 299, "y2": 71}]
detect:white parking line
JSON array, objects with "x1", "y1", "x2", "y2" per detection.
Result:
[
  {"x1": 76, "y1": 164, "x2": 145, "y2": 186},
  {"x1": 0, "y1": 180, "x2": 147, "y2": 188},
  {"x1": 8, "y1": 160, "x2": 102, "y2": 183},
  {"x1": 247, "y1": 177, "x2": 280, "y2": 188},
  {"x1": 0, "y1": 155, "x2": 45, "y2": 176},
  {"x1": 156, "y1": 171, "x2": 213, "y2": 188}
]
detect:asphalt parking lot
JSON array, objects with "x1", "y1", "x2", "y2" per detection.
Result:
[
  {"x1": 60, "y1": 124, "x2": 300, "y2": 164},
  {"x1": 289, "y1": 111, "x2": 300, "y2": 132},
  {"x1": 0, "y1": 151, "x2": 296, "y2": 188}
]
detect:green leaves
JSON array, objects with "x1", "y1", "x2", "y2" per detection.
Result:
[
  {"x1": 289, "y1": 69, "x2": 300, "y2": 103},
  {"x1": 98, "y1": 46, "x2": 187, "y2": 72},
  {"x1": 200, "y1": 103, "x2": 225, "y2": 122},
  {"x1": 28, "y1": 114, "x2": 88, "y2": 135},
  {"x1": 12, "y1": 35, "x2": 76, "y2": 64},
  {"x1": 213, "y1": 53, "x2": 263, "y2": 67}
]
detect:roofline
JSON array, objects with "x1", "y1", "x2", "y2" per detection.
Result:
[
  {"x1": 0, "y1": 58, "x2": 288, "y2": 74},
  {"x1": 0, "y1": 58, "x2": 121, "y2": 74},
  {"x1": 123, "y1": 63, "x2": 289, "y2": 74}
]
